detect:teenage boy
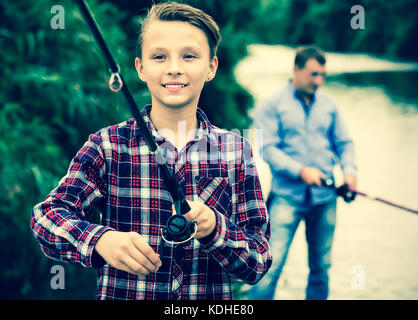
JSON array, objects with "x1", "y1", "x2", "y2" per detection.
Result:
[{"x1": 31, "y1": 2, "x2": 271, "y2": 300}]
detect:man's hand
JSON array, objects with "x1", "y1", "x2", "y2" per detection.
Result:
[
  {"x1": 299, "y1": 166, "x2": 325, "y2": 187},
  {"x1": 344, "y1": 175, "x2": 357, "y2": 191},
  {"x1": 94, "y1": 231, "x2": 162, "y2": 276},
  {"x1": 181, "y1": 201, "x2": 217, "y2": 239}
]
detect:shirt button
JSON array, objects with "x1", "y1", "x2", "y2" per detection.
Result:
[{"x1": 169, "y1": 292, "x2": 179, "y2": 300}]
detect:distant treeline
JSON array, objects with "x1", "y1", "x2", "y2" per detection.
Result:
[{"x1": 254, "y1": 0, "x2": 418, "y2": 61}]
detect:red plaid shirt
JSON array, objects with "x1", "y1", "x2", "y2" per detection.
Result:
[{"x1": 31, "y1": 105, "x2": 271, "y2": 300}]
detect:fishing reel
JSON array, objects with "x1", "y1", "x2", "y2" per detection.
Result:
[
  {"x1": 321, "y1": 178, "x2": 356, "y2": 203},
  {"x1": 161, "y1": 199, "x2": 197, "y2": 245},
  {"x1": 336, "y1": 183, "x2": 356, "y2": 203}
]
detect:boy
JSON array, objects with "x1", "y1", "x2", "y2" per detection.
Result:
[{"x1": 31, "y1": 2, "x2": 271, "y2": 300}]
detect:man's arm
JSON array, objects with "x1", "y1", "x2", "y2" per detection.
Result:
[
  {"x1": 254, "y1": 98, "x2": 304, "y2": 178},
  {"x1": 331, "y1": 109, "x2": 357, "y2": 189}
]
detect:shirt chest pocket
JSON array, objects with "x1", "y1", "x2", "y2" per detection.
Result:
[{"x1": 195, "y1": 176, "x2": 232, "y2": 217}]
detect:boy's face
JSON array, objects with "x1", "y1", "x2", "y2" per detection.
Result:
[{"x1": 135, "y1": 20, "x2": 218, "y2": 110}]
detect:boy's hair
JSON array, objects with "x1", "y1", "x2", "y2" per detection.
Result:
[
  {"x1": 137, "y1": 2, "x2": 221, "y2": 59},
  {"x1": 294, "y1": 46, "x2": 326, "y2": 69}
]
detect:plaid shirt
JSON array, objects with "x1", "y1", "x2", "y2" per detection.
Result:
[{"x1": 31, "y1": 105, "x2": 271, "y2": 300}]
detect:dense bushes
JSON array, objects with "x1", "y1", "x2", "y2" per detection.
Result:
[{"x1": 0, "y1": 0, "x2": 255, "y2": 299}]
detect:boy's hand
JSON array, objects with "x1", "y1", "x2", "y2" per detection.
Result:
[
  {"x1": 181, "y1": 201, "x2": 216, "y2": 239},
  {"x1": 94, "y1": 231, "x2": 162, "y2": 275}
]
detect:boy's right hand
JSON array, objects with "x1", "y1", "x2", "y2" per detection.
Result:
[{"x1": 94, "y1": 231, "x2": 162, "y2": 276}]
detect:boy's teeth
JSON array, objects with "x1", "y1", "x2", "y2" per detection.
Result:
[{"x1": 165, "y1": 84, "x2": 185, "y2": 88}]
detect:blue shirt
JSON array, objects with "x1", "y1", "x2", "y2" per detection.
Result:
[{"x1": 255, "y1": 82, "x2": 357, "y2": 205}]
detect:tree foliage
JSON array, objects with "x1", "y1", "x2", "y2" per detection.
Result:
[
  {"x1": 254, "y1": 0, "x2": 418, "y2": 60},
  {"x1": 0, "y1": 0, "x2": 256, "y2": 299}
]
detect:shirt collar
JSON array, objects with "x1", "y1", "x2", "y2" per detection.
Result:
[
  {"x1": 288, "y1": 80, "x2": 316, "y2": 107},
  {"x1": 135, "y1": 104, "x2": 219, "y2": 147}
]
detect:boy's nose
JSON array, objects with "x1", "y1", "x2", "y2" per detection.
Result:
[{"x1": 167, "y1": 59, "x2": 183, "y2": 76}]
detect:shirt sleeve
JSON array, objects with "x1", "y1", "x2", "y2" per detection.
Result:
[
  {"x1": 198, "y1": 139, "x2": 272, "y2": 285},
  {"x1": 255, "y1": 98, "x2": 304, "y2": 178},
  {"x1": 30, "y1": 132, "x2": 114, "y2": 268},
  {"x1": 330, "y1": 109, "x2": 357, "y2": 176}
]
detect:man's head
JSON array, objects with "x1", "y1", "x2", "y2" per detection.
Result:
[{"x1": 292, "y1": 46, "x2": 326, "y2": 96}]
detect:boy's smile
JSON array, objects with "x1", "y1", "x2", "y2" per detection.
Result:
[
  {"x1": 162, "y1": 82, "x2": 189, "y2": 92},
  {"x1": 135, "y1": 20, "x2": 218, "y2": 110}
]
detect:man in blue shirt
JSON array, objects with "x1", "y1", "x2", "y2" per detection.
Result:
[{"x1": 249, "y1": 46, "x2": 357, "y2": 300}]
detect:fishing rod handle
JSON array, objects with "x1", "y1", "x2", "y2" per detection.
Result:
[
  {"x1": 319, "y1": 177, "x2": 356, "y2": 202},
  {"x1": 320, "y1": 177, "x2": 335, "y2": 188}
]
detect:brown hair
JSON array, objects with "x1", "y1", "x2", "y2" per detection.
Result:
[
  {"x1": 136, "y1": 2, "x2": 221, "y2": 59},
  {"x1": 294, "y1": 46, "x2": 326, "y2": 69}
]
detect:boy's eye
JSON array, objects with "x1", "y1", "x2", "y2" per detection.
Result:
[
  {"x1": 184, "y1": 54, "x2": 197, "y2": 60},
  {"x1": 152, "y1": 54, "x2": 166, "y2": 60}
]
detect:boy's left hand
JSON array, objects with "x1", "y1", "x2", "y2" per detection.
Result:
[{"x1": 179, "y1": 201, "x2": 217, "y2": 239}]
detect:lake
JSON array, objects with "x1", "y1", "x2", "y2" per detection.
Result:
[{"x1": 235, "y1": 44, "x2": 418, "y2": 300}]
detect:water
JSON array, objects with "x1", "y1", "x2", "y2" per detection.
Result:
[{"x1": 235, "y1": 45, "x2": 418, "y2": 300}]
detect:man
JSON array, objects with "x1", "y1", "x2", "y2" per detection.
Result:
[{"x1": 249, "y1": 46, "x2": 357, "y2": 300}]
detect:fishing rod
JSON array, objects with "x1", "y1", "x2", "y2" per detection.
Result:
[
  {"x1": 321, "y1": 178, "x2": 418, "y2": 215},
  {"x1": 75, "y1": 0, "x2": 196, "y2": 243}
]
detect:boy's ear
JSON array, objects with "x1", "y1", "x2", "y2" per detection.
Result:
[
  {"x1": 206, "y1": 56, "x2": 219, "y2": 82},
  {"x1": 135, "y1": 57, "x2": 146, "y2": 82}
]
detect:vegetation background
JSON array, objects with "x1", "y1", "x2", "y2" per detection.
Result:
[{"x1": 1, "y1": 0, "x2": 416, "y2": 299}]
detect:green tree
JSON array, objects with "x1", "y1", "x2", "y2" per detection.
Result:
[
  {"x1": 253, "y1": 0, "x2": 418, "y2": 61},
  {"x1": 1, "y1": 0, "x2": 143, "y2": 299}
]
